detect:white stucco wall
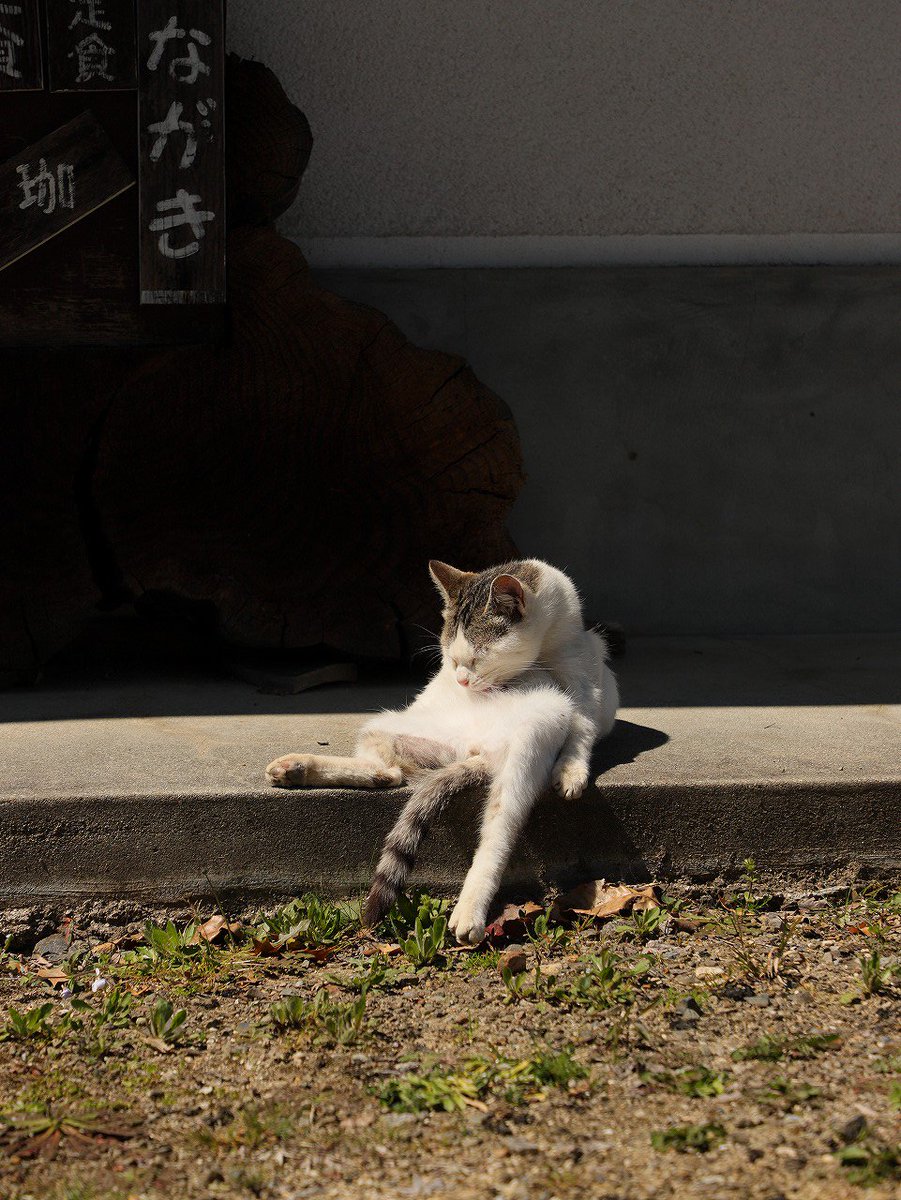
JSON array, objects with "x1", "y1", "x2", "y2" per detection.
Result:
[{"x1": 228, "y1": 1, "x2": 901, "y2": 265}]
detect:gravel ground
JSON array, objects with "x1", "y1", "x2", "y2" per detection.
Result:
[{"x1": 0, "y1": 876, "x2": 898, "y2": 1200}]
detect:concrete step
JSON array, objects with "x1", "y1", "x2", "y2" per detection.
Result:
[{"x1": 0, "y1": 635, "x2": 898, "y2": 906}]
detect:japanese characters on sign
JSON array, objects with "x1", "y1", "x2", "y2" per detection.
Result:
[
  {"x1": 138, "y1": 1, "x2": 225, "y2": 304},
  {"x1": 0, "y1": 0, "x2": 43, "y2": 90},
  {"x1": 47, "y1": 0, "x2": 137, "y2": 92},
  {"x1": 0, "y1": 111, "x2": 134, "y2": 273}
]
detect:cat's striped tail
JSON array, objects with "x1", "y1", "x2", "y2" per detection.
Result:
[{"x1": 363, "y1": 757, "x2": 489, "y2": 929}]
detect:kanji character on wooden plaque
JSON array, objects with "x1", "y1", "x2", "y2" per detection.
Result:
[
  {"x1": 47, "y1": 0, "x2": 138, "y2": 92},
  {"x1": 0, "y1": 0, "x2": 43, "y2": 91}
]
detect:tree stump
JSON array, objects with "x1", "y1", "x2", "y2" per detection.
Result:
[{"x1": 0, "y1": 56, "x2": 524, "y2": 672}]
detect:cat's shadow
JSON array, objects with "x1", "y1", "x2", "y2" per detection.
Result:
[{"x1": 590, "y1": 717, "x2": 669, "y2": 776}]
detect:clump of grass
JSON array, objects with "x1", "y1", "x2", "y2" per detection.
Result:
[
  {"x1": 651, "y1": 1123, "x2": 726, "y2": 1154},
  {"x1": 525, "y1": 909, "x2": 571, "y2": 952},
  {"x1": 333, "y1": 956, "x2": 411, "y2": 993},
  {"x1": 835, "y1": 1138, "x2": 900, "y2": 1187},
  {"x1": 1, "y1": 1002, "x2": 58, "y2": 1042},
  {"x1": 400, "y1": 908, "x2": 448, "y2": 968},
  {"x1": 757, "y1": 1075, "x2": 821, "y2": 1110},
  {"x1": 378, "y1": 1048, "x2": 587, "y2": 1112},
  {"x1": 250, "y1": 895, "x2": 356, "y2": 952},
  {"x1": 269, "y1": 990, "x2": 368, "y2": 1046},
  {"x1": 640, "y1": 1064, "x2": 729, "y2": 1098},
  {"x1": 146, "y1": 998, "x2": 188, "y2": 1046},
  {"x1": 503, "y1": 949, "x2": 650, "y2": 1010},
  {"x1": 197, "y1": 1104, "x2": 293, "y2": 1150},
  {"x1": 722, "y1": 858, "x2": 772, "y2": 914},
  {"x1": 385, "y1": 892, "x2": 449, "y2": 942},
  {"x1": 456, "y1": 948, "x2": 500, "y2": 973},
  {"x1": 840, "y1": 947, "x2": 899, "y2": 1004},
  {"x1": 731, "y1": 1032, "x2": 840, "y2": 1062}
]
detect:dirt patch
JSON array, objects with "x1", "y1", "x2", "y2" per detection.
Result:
[{"x1": 0, "y1": 877, "x2": 898, "y2": 1200}]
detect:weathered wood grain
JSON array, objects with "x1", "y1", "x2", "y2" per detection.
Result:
[
  {"x1": 47, "y1": 0, "x2": 137, "y2": 92},
  {"x1": 0, "y1": 109, "x2": 134, "y2": 274},
  {"x1": 0, "y1": 0, "x2": 43, "y2": 91},
  {"x1": 137, "y1": 0, "x2": 225, "y2": 304}
]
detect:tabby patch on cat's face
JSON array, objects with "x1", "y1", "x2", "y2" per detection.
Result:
[{"x1": 429, "y1": 560, "x2": 541, "y2": 690}]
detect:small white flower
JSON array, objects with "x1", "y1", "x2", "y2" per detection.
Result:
[
  {"x1": 60, "y1": 986, "x2": 73, "y2": 1000},
  {"x1": 91, "y1": 968, "x2": 108, "y2": 994}
]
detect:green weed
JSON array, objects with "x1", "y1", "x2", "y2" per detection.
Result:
[
  {"x1": 757, "y1": 1075, "x2": 821, "y2": 1110},
  {"x1": 2, "y1": 1002, "x2": 57, "y2": 1041},
  {"x1": 731, "y1": 1032, "x2": 840, "y2": 1062},
  {"x1": 651, "y1": 1123, "x2": 726, "y2": 1153},
  {"x1": 378, "y1": 1048, "x2": 587, "y2": 1112},
  {"x1": 401, "y1": 909, "x2": 448, "y2": 967},
  {"x1": 456, "y1": 948, "x2": 500, "y2": 973},
  {"x1": 146, "y1": 998, "x2": 188, "y2": 1046},
  {"x1": 835, "y1": 1138, "x2": 900, "y2": 1187},
  {"x1": 250, "y1": 894, "x2": 356, "y2": 951},
  {"x1": 385, "y1": 892, "x2": 449, "y2": 942},
  {"x1": 841, "y1": 947, "x2": 899, "y2": 1004},
  {"x1": 525, "y1": 909, "x2": 570, "y2": 951},
  {"x1": 640, "y1": 1064, "x2": 729, "y2": 1098},
  {"x1": 334, "y1": 955, "x2": 412, "y2": 993},
  {"x1": 269, "y1": 990, "x2": 368, "y2": 1045},
  {"x1": 197, "y1": 1104, "x2": 293, "y2": 1150},
  {"x1": 503, "y1": 949, "x2": 650, "y2": 1010}
]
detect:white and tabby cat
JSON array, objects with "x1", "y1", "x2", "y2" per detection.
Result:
[{"x1": 266, "y1": 559, "x2": 619, "y2": 945}]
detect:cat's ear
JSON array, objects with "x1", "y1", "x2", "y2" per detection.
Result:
[
  {"x1": 429, "y1": 560, "x2": 472, "y2": 601},
  {"x1": 491, "y1": 573, "x2": 526, "y2": 618}
]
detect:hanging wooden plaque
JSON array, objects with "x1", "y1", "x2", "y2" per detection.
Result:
[
  {"x1": 47, "y1": 0, "x2": 138, "y2": 92},
  {"x1": 0, "y1": 0, "x2": 43, "y2": 91},
  {"x1": 137, "y1": 0, "x2": 226, "y2": 304},
  {"x1": 0, "y1": 109, "x2": 134, "y2": 273}
]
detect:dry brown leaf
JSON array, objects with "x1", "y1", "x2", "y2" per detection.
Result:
[
  {"x1": 251, "y1": 936, "x2": 337, "y2": 961},
  {"x1": 188, "y1": 915, "x2": 243, "y2": 945},
  {"x1": 34, "y1": 967, "x2": 69, "y2": 986},
  {"x1": 553, "y1": 880, "x2": 659, "y2": 920},
  {"x1": 485, "y1": 901, "x2": 543, "y2": 941}
]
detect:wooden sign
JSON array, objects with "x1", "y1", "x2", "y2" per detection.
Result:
[
  {"x1": 0, "y1": 109, "x2": 134, "y2": 272},
  {"x1": 47, "y1": 0, "x2": 138, "y2": 91},
  {"x1": 137, "y1": 0, "x2": 225, "y2": 304},
  {"x1": 0, "y1": 0, "x2": 43, "y2": 90}
]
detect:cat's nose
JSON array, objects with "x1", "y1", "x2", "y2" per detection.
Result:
[{"x1": 458, "y1": 677, "x2": 469, "y2": 687}]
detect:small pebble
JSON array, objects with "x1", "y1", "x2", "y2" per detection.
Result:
[{"x1": 746, "y1": 993, "x2": 771, "y2": 1007}]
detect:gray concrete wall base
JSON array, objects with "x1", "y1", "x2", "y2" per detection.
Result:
[{"x1": 2, "y1": 779, "x2": 896, "y2": 910}]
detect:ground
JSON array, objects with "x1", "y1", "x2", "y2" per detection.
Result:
[{"x1": 0, "y1": 875, "x2": 898, "y2": 1200}]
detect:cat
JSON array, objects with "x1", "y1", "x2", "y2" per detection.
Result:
[{"x1": 265, "y1": 559, "x2": 619, "y2": 945}]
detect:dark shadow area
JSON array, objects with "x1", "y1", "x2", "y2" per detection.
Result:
[
  {"x1": 591, "y1": 718, "x2": 670, "y2": 774},
  {"x1": 0, "y1": 611, "x2": 898, "y2": 723}
]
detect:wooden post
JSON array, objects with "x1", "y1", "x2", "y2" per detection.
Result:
[{"x1": 137, "y1": 0, "x2": 226, "y2": 304}]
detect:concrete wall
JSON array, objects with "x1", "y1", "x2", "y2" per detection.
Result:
[
  {"x1": 228, "y1": 1, "x2": 901, "y2": 265},
  {"x1": 315, "y1": 266, "x2": 901, "y2": 635}
]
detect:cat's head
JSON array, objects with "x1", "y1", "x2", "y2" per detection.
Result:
[{"x1": 428, "y1": 560, "x2": 543, "y2": 691}]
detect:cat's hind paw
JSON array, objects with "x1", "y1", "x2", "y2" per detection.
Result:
[
  {"x1": 552, "y1": 759, "x2": 590, "y2": 799},
  {"x1": 266, "y1": 753, "x2": 312, "y2": 788},
  {"x1": 448, "y1": 901, "x2": 487, "y2": 946}
]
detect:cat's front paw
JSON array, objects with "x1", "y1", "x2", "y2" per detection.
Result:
[
  {"x1": 266, "y1": 753, "x2": 311, "y2": 788},
  {"x1": 552, "y1": 758, "x2": 589, "y2": 799},
  {"x1": 448, "y1": 901, "x2": 486, "y2": 946}
]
